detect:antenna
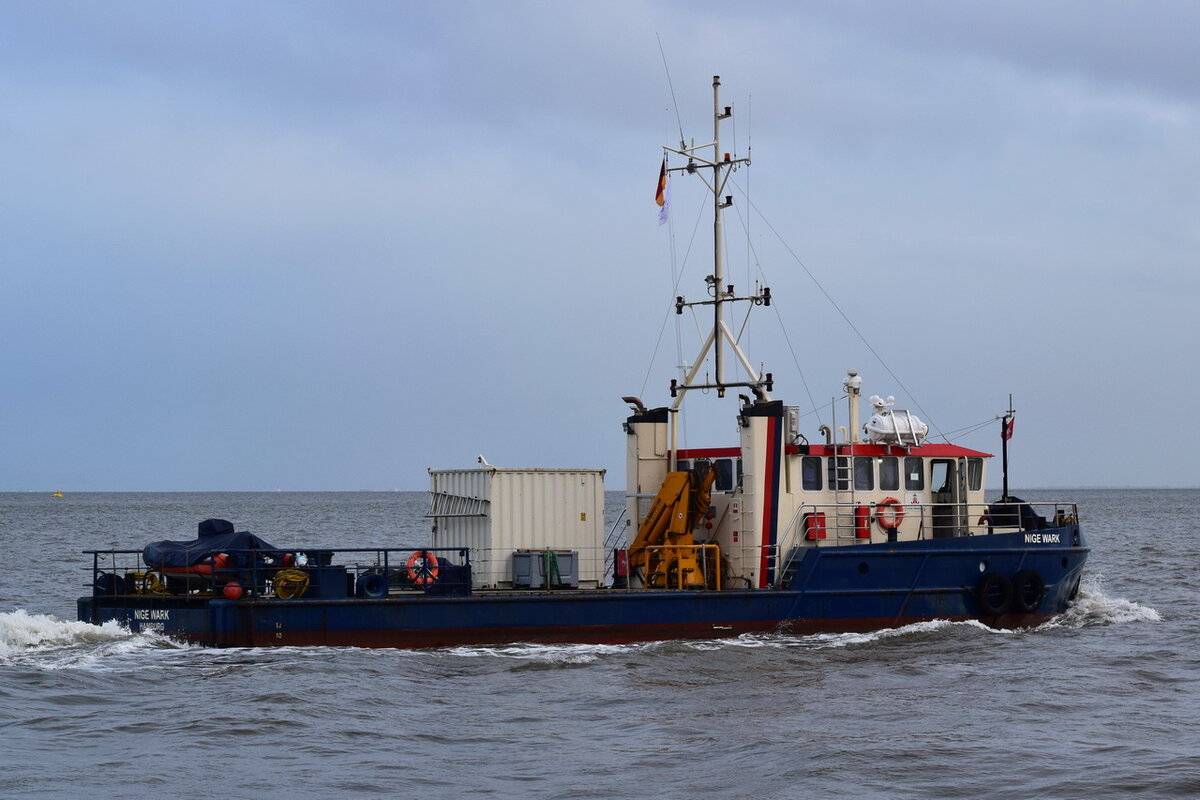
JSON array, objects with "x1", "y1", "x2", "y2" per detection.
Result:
[
  {"x1": 664, "y1": 76, "x2": 767, "y2": 408},
  {"x1": 656, "y1": 34, "x2": 685, "y2": 145}
]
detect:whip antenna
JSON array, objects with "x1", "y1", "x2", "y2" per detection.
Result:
[{"x1": 656, "y1": 33, "x2": 685, "y2": 145}]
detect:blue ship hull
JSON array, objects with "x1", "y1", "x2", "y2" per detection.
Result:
[{"x1": 78, "y1": 526, "x2": 1087, "y2": 648}]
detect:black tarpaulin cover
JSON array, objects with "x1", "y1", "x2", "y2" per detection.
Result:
[
  {"x1": 986, "y1": 496, "x2": 1047, "y2": 532},
  {"x1": 143, "y1": 518, "x2": 281, "y2": 568}
]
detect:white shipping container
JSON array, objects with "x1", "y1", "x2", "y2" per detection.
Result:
[{"x1": 427, "y1": 468, "x2": 606, "y2": 588}]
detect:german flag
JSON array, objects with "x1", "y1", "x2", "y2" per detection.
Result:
[
  {"x1": 655, "y1": 157, "x2": 669, "y2": 225},
  {"x1": 655, "y1": 157, "x2": 667, "y2": 207}
]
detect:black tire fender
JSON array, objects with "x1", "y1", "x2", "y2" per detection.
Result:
[
  {"x1": 93, "y1": 572, "x2": 127, "y2": 596},
  {"x1": 356, "y1": 572, "x2": 387, "y2": 599},
  {"x1": 1012, "y1": 569, "x2": 1046, "y2": 613},
  {"x1": 975, "y1": 572, "x2": 1012, "y2": 615}
]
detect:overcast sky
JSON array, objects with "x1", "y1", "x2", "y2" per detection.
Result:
[{"x1": 2, "y1": 1, "x2": 1196, "y2": 491}]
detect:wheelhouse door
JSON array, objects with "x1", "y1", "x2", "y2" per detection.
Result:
[{"x1": 929, "y1": 458, "x2": 966, "y2": 538}]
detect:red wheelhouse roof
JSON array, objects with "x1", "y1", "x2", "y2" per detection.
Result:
[{"x1": 674, "y1": 443, "x2": 993, "y2": 460}]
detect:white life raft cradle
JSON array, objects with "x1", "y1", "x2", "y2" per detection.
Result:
[{"x1": 864, "y1": 395, "x2": 929, "y2": 446}]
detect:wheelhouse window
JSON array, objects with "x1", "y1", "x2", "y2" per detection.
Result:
[
  {"x1": 879, "y1": 456, "x2": 899, "y2": 491},
  {"x1": 714, "y1": 458, "x2": 736, "y2": 491},
  {"x1": 854, "y1": 456, "x2": 874, "y2": 490},
  {"x1": 828, "y1": 456, "x2": 849, "y2": 491},
  {"x1": 967, "y1": 458, "x2": 984, "y2": 492},
  {"x1": 931, "y1": 460, "x2": 953, "y2": 494},
  {"x1": 801, "y1": 456, "x2": 822, "y2": 491},
  {"x1": 904, "y1": 456, "x2": 924, "y2": 491}
]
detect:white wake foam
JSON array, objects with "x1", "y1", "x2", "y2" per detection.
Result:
[
  {"x1": 1042, "y1": 573, "x2": 1162, "y2": 629},
  {"x1": 0, "y1": 609, "x2": 189, "y2": 669},
  {"x1": 0, "y1": 609, "x2": 128, "y2": 654}
]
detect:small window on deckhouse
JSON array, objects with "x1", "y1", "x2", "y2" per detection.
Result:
[
  {"x1": 801, "y1": 456, "x2": 822, "y2": 491},
  {"x1": 967, "y1": 458, "x2": 983, "y2": 492},
  {"x1": 715, "y1": 459, "x2": 735, "y2": 491},
  {"x1": 854, "y1": 457, "x2": 874, "y2": 490},
  {"x1": 879, "y1": 457, "x2": 899, "y2": 491},
  {"x1": 904, "y1": 456, "x2": 925, "y2": 491}
]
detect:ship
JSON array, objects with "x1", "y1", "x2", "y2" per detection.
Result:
[{"x1": 77, "y1": 76, "x2": 1088, "y2": 648}]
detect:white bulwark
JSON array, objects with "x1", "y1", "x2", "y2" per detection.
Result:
[{"x1": 428, "y1": 467, "x2": 607, "y2": 589}]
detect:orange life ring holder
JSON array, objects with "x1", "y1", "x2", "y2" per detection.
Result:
[
  {"x1": 876, "y1": 497, "x2": 905, "y2": 531},
  {"x1": 406, "y1": 550, "x2": 440, "y2": 585}
]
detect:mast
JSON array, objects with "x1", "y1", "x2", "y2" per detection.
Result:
[
  {"x1": 1001, "y1": 395, "x2": 1015, "y2": 501},
  {"x1": 712, "y1": 75, "x2": 728, "y2": 388},
  {"x1": 667, "y1": 76, "x2": 770, "y2": 409}
]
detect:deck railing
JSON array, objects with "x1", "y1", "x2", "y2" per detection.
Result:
[
  {"x1": 85, "y1": 546, "x2": 471, "y2": 601},
  {"x1": 87, "y1": 499, "x2": 1081, "y2": 601},
  {"x1": 772, "y1": 499, "x2": 1081, "y2": 588}
]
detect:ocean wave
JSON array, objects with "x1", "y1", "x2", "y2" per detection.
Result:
[
  {"x1": 434, "y1": 622, "x2": 1004, "y2": 662},
  {"x1": 437, "y1": 588, "x2": 1162, "y2": 664},
  {"x1": 798, "y1": 618, "x2": 1015, "y2": 649},
  {"x1": 440, "y1": 641, "x2": 638, "y2": 664}
]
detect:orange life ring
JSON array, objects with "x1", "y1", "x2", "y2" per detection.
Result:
[
  {"x1": 876, "y1": 497, "x2": 905, "y2": 530},
  {"x1": 406, "y1": 550, "x2": 440, "y2": 585}
]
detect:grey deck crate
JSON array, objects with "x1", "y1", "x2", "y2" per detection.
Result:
[{"x1": 512, "y1": 551, "x2": 579, "y2": 589}]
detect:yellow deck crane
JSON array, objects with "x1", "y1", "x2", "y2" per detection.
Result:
[{"x1": 627, "y1": 464, "x2": 721, "y2": 589}]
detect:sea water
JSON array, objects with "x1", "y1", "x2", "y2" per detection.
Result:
[{"x1": 0, "y1": 489, "x2": 1192, "y2": 799}]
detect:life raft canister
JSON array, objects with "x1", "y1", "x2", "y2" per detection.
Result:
[
  {"x1": 854, "y1": 506, "x2": 871, "y2": 539},
  {"x1": 875, "y1": 497, "x2": 905, "y2": 531},
  {"x1": 406, "y1": 550, "x2": 440, "y2": 585}
]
